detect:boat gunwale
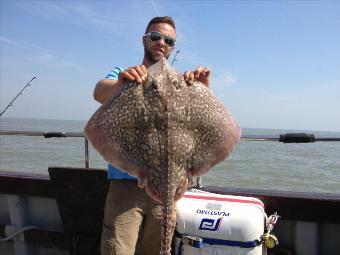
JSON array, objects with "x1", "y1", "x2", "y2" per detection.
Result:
[{"x1": 0, "y1": 167, "x2": 340, "y2": 226}]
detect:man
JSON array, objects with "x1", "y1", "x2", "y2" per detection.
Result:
[{"x1": 94, "y1": 16, "x2": 210, "y2": 255}]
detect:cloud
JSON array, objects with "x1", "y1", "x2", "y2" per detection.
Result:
[
  {"x1": 0, "y1": 36, "x2": 50, "y2": 53},
  {"x1": 9, "y1": 1, "x2": 204, "y2": 66},
  {"x1": 30, "y1": 52, "x2": 84, "y2": 73},
  {"x1": 213, "y1": 71, "x2": 238, "y2": 86},
  {"x1": 68, "y1": 3, "x2": 125, "y2": 32},
  {"x1": 14, "y1": 1, "x2": 147, "y2": 37},
  {"x1": 174, "y1": 51, "x2": 204, "y2": 69},
  {"x1": 149, "y1": 0, "x2": 161, "y2": 16},
  {"x1": 0, "y1": 36, "x2": 84, "y2": 74}
]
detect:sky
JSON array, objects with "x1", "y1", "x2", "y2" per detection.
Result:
[{"x1": 1, "y1": 0, "x2": 339, "y2": 132}]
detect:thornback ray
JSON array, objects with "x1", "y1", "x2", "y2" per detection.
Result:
[{"x1": 84, "y1": 58, "x2": 241, "y2": 255}]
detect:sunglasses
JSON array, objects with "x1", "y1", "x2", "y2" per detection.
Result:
[{"x1": 144, "y1": 31, "x2": 176, "y2": 47}]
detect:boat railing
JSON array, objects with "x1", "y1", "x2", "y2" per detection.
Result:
[
  {"x1": 1, "y1": 130, "x2": 339, "y2": 187},
  {"x1": 0, "y1": 130, "x2": 90, "y2": 168}
]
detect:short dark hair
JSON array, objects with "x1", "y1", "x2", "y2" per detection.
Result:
[{"x1": 145, "y1": 16, "x2": 176, "y2": 34}]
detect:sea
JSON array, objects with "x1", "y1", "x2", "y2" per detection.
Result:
[{"x1": 0, "y1": 117, "x2": 339, "y2": 194}]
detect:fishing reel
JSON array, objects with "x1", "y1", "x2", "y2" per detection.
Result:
[{"x1": 262, "y1": 212, "x2": 280, "y2": 249}]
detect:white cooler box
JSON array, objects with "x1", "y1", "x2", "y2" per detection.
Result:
[{"x1": 175, "y1": 189, "x2": 266, "y2": 255}]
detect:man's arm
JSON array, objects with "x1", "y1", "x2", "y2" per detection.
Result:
[
  {"x1": 93, "y1": 79, "x2": 121, "y2": 104},
  {"x1": 93, "y1": 65, "x2": 147, "y2": 104}
]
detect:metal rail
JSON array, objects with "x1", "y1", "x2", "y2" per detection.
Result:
[
  {"x1": 1, "y1": 130, "x2": 340, "y2": 171},
  {"x1": 241, "y1": 133, "x2": 340, "y2": 142},
  {"x1": 2, "y1": 131, "x2": 340, "y2": 141},
  {"x1": 0, "y1": 131, "x2": 83, "y2": 137},
  {"x1": 0, "y1": 130, "x2": 90, "y2": 168}
]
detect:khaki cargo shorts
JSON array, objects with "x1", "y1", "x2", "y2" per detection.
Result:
[{"x1": 101, "y1": 180, "x2": 162, "y2": 255}]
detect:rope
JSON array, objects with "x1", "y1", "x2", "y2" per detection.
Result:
[{"x1": 0, "y1": 226, "x2": 40, "y2": 242}]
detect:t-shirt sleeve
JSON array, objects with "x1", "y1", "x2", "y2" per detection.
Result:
[{"x1": 105, "y1": 66, "x2": 124, "y2": 80}]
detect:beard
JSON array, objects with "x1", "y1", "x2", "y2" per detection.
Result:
[{"x1": 144, "y1": 46, "x2": 171, "y2": 64}]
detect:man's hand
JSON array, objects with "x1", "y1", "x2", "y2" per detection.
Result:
[
  {"x1": 94, "y1": 64, "x2": 147, "y2": 104},
  {"x1": 118, "y1": 65, "x2": 147, "y2": 84},
  {"x1": 183, "y1": 66, "x2": 211, "y2": 87}
]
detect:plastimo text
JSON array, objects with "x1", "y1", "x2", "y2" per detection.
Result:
[{"x1": 196, "y1": 209, "x2": 230, "y2": 217}]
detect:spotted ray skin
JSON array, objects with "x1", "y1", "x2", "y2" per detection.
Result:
[{"x1": 84, "y1": 58, "x2": 241, "y2": 255}]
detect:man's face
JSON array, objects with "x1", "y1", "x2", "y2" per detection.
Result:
[{"x1": 143, "y1": 22, "x2": 176, "y2": 63}]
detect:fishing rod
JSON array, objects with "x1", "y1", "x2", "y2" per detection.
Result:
[
  {"x1": 0, "y1": 76, "x2": 37, "y2": 117},
  {"x1": 171, "y1": 50, "x2": 180, "y2": 66}
]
